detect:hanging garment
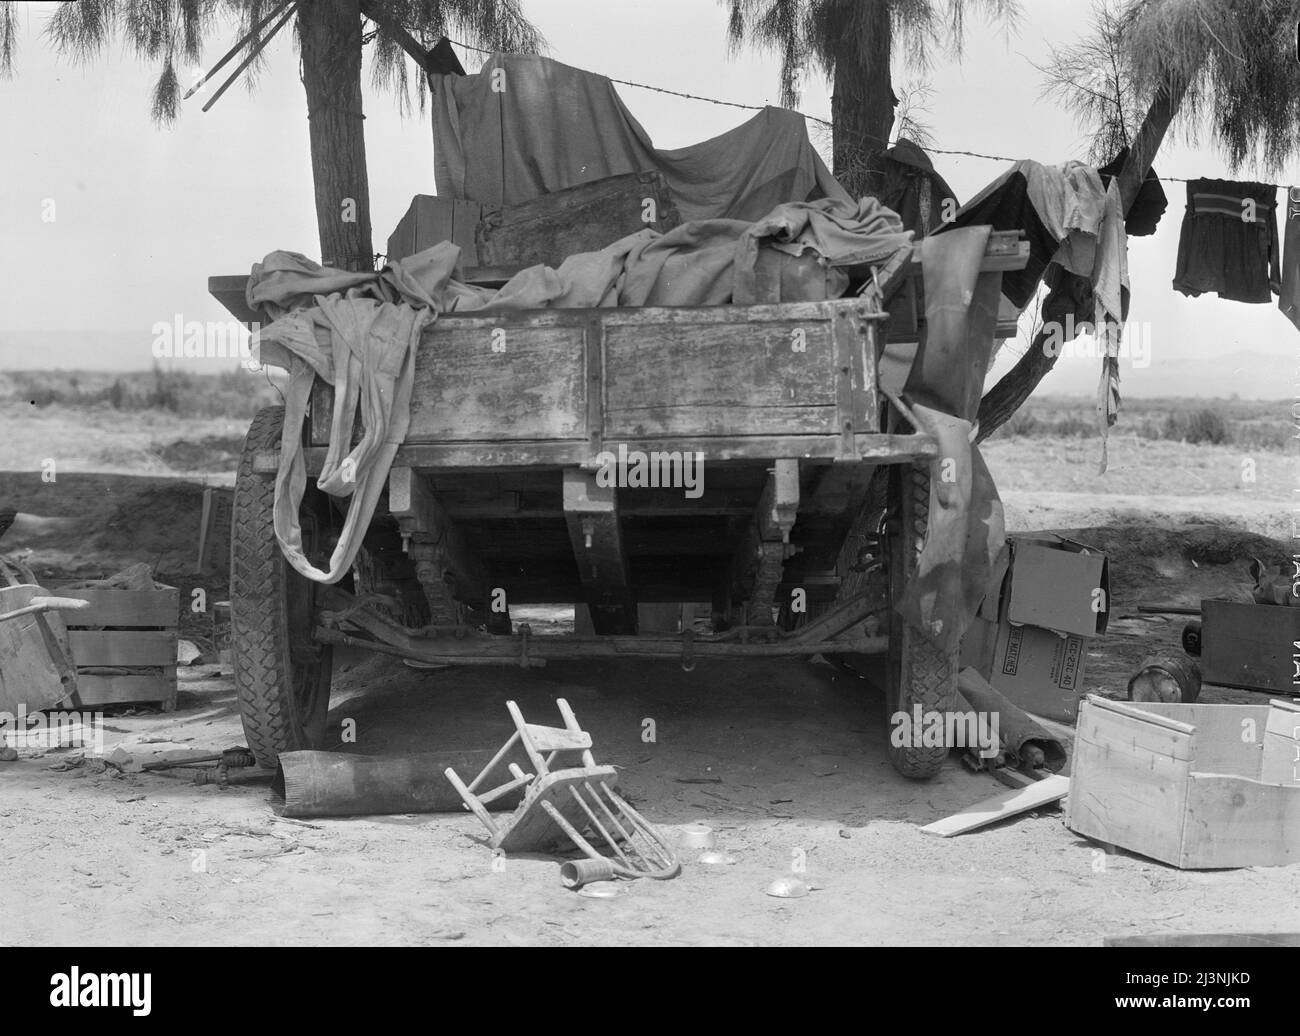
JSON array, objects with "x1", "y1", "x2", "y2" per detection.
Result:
[
  {"x1": 878, "y1": 138, "x2": 959, "y2": 239},
  {"x1": 935, "y1": 159, "x2": 1125, "y2": 319},
  {"x1": 430, "y1": 53, "x2": 848, "y2": 222},
  {"x1": 1173, "y1": 178, "x2": 1281, "y2": 303},
  {"x1": 1097, "y1": 147, "x2": 1168, "y2": 237},
  {"x1": 1280, "y1": 187, "x2": 1300, "y2": 331}
]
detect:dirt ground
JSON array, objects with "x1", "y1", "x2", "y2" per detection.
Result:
[{"x1": 2, "y1": 421, "x2": 1299, "y2": 946}]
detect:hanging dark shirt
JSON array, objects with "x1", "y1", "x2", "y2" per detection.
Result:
[{"x1": 1173, "y1": 179, "x2": 1281, "y2": 304}]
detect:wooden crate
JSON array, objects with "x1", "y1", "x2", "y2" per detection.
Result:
[
  {"x1": 57, "y1": 586, "x2": 180, "y2": 710},
  {"x1": 475, "y1": 171, "x2": 681, "y2": 270},
  {"x1": 1067, "y1": 696, "x2": 1300, "y2": 868}
]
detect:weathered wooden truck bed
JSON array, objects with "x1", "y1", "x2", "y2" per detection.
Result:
[{"x1": 231, "y1": 297, "x2": 933, "y2": 611}]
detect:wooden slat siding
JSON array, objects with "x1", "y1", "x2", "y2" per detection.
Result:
[
  {"x1": 476, "y1": 171, "x2": 679, "y2": 269},
  {"x1": 72, "y1": 671, "x2": 174, "y2": 708},
  {"x1": 254, "y1": 433, "x2": 938, "y2": 476},
  {"x1": 1261, "y1": 699, "x2": 1300, "y2": 786},
  {"x1": 603, "y1": 318, "x2": 837, "y2": 439},
  {"x1": 407, "y1": 322, "x2": 587, "y2": 443},
  {"x1": 55, "y1": 587, "x2": 179, "y2": 629},
  {"x1": 1135, "y1": 700, "x2": 1270, "y2": 777},
  {"x1": 1180, "y1": 775, "x2": 1300, "y2": 868},
  {"x1": 585, "y1": 314, "x2": 605, "y2": 459},
  {"x1": 68, "y1": 631, "x2": 178, "y2": 667},
  {"x1": 1066, "y1": 697, "x2": 1193, "y2": 867}
]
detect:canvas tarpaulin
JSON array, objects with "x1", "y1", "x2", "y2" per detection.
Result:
[{"x1": 431, "y1": 53, "x2": 849, "y2": 222}]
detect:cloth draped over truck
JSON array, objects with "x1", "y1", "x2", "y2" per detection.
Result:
[
  {"x1": 430, "y1": 54, "x2": 849, "y2": 222},
  {"x1": 893, "y1": 226, "x2": 1008, "y2": 652},
  {"x1": 248, "y1": 196, "x2": 914, "y2": 584}
]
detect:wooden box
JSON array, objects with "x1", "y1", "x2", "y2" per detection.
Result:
[
  {"x1": 475, "y1": 170, "x2": 680, "y2": 271},
  {"x1": 1067, "y1": 696, "x2": 1300, "y2": 869},
  {"x1": 386, "y1": 195, "x2": 484, "y2": 265},
  {"x1": 58, "y1": 586, "x2": 180, "y2": 710},
  {"x1": 1202, "y1": 599, "x2": 1300, "y2": 694},
  {"x1": 0, "y1": 585, "x2": 79, "y2": 714}
]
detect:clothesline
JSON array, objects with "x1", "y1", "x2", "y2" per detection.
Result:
[{"x1": 443, "y1": 37, "x2": 1298, "y2": 193}]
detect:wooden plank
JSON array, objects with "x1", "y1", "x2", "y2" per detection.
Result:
[
  {"x1": 1066, "y1": 698, "x2": 1192, "y2": 865},
  {"x1": 476, "y1": 171, "x2": 679, "y2": 268},
  {"x1": 563, "y1": 469, "x2": 635, "y2": 634},
  {"x1": 604, "y1": 319, "x2": 838, "y2": 438},
  {"x1": 206, "y1": 275, "x2": 262, "y2": 327},
  {"x1": 1134, "y1": 701, "x2": 1269, "y2": 777},
  {"x1": 921, "y1": 774, "x2": 1069, "y2": 837},
  {"x1": 520, "y1": 724, "x2": 592, "y2": 752},
  {"x1": 1105, "y1": 933, "x2": 1300, "y2": 947},
  {"x1": 1261, "y1": 699, "x2": 1300, "y2": 786},
  {"x1": 407, "y1": 323, "x2": 588, "y2": 443},
  {"x1": 72, "y1": 671, "x2": 174, "y2": 708},
  {"x1": 255, "y1": 433, "x2": 939, "y2": 475},
  {"x1": 1180, "y1": 773, "x2": 1300, "y2": 868},
  {"x1": 67, "y1": 631, "x2": 177, "y2": 667},
  {"x1": 55, "y1": 588, "x2": 178, "y2": 629}
]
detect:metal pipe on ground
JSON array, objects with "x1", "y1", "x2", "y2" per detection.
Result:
[
  {"x1": 956, "y1": 668, "x2": 1068, "y2": 773},
  {"x1": 273, "y1": 750, "x2": 528, "y2": 818}
]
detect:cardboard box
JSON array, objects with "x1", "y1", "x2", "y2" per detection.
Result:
[
  {"x1": 960, "y1": 535, "x2": 1109, "y2": 722},
  {"x1": 1201, "y1": 598, "x2": 1300, "y2": 694},
  {"x1": 1067, "y1": 696, "x2": 1300, "y2": 868},
  {"x1": 386, "y1": 196, "x2": 483, "y2": 265}
]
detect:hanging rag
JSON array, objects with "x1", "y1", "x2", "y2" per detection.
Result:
[
  {"x1": 938, "y1": 159, "x2": 1129, "y2": 472},
  {"x1": 1173, "y1": 178, "x2": 1281, "y2": 303},
  {"x1": 1280, "y1": 187, "x2": 1300, "y2": 332},
  {"x1": 430, "y1": 53, "x2": 849, "y2": 221}
]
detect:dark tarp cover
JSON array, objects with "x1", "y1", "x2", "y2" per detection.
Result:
[{"x1": 431, "y1": 53, "x2": 849, "y2": 222}]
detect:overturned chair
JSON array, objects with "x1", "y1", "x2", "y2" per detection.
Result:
[{"x1": 445, "y1": 698, "x2": 680, "y2": 886}]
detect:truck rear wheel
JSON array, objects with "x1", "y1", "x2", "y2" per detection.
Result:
[
  {"x1": 231, "y1": 405, "x2": 335, "y2": 769},
  {"x1": 885, "y1": 461, "x2": 959, "y2": 779}
]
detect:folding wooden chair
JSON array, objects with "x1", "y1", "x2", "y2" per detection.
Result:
[{"x1": 445, "y1": 698, "x2": 679, "y2": 881}]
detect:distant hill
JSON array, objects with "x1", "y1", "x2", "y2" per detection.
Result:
[{"x1": 988, "y1": 348, "x2": 1291, "y2": 400}]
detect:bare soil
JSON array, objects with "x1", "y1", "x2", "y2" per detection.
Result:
[{"x1": 2, "y1": 420, "x2": 1297, "y2": 946}]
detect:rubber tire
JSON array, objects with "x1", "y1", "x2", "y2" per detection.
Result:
[
  {"x1": 231, "y1": 405, "x2": 334, "y2": 769},
  {"x1": 885, "y1": 461, "x2": 959, "y2": 780}
]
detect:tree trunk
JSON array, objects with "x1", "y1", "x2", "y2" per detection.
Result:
[
  {"x1": 830, "y1": 0, "x2": 893, "y2": 198},
  {"x1": 974, "y1": 79, "x2": 1184, "y2": 442},
  {"x1": 299, "y1": 0, "x2": 373, "y2": 271}
]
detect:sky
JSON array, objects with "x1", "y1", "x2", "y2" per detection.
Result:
[{"x1": 2, "y1": 0, "x2": 1299, "y2": 395}]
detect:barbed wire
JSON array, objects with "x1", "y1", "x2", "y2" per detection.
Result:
[{"x1": 441, "y1": 38, "x2": 1298, "y2": 191}]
